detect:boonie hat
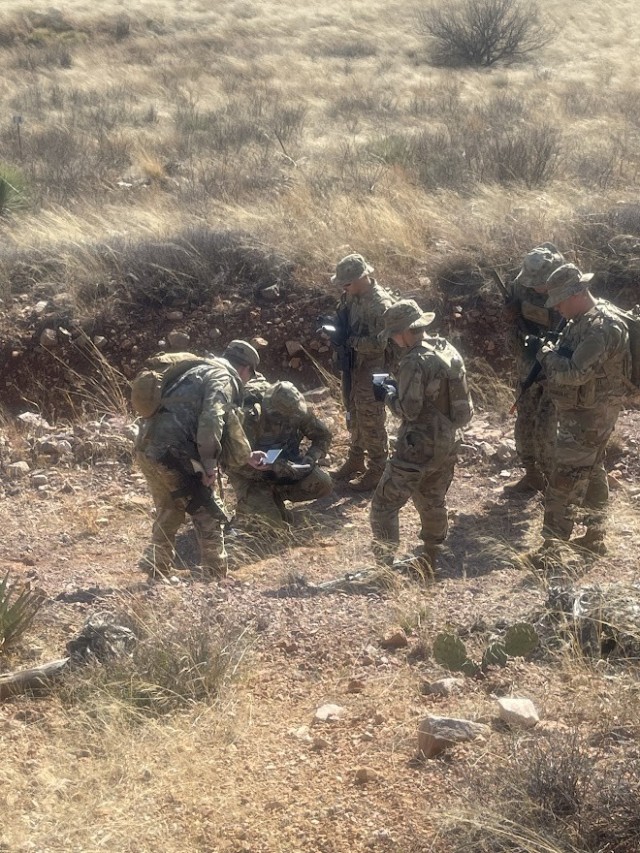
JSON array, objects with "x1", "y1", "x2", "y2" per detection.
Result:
[
  {"x1": 223, "y1": 339, "x2": 260, "y2": 370},
  {"x1": 331, "y1": 253, "x2": 374, "y2": 285},
  {"x1": 263, "y1": 381, "x2": 308, "y2": 418},
  {"x1": 515, "y1": 242, "x2": 565, "y2": 288},
  {"x1": 380, "y1": 299, "x2": 435, "y2": 340},
  {"x1": 545, "y1": 264, "x2": 594, "y2": 307}
]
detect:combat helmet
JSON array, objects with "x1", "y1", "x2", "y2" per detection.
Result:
[{"x1": 262, "y1": 381, "x2": 308, "y2": 419}]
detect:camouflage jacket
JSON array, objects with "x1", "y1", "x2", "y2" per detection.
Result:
[
  {"x1": 539, "y1": 302, "x2": 631, "y2": 412},
  {"x1": 236, "y1": 404, "x2": 331, "y2": 482},
  {"x1": 135, "y1": 360, "x2": 250, "y2": 473},
  {"x1": 338, "y1": 280, "x2": 396, "y2": 373},
  {"x1": 386, "y1": 339, "x2": 458, "y2": 450}
]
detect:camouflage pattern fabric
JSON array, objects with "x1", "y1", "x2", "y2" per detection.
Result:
[
  {"x1": 135, "y1": 360, "x2": 250, "y2": 575},
  {"x1": 370, "y1": 338, "x2": 461, "y2": 561},
  {"x1": 539, "y1": 303, "x2": 630, "y2": 540},
  {"x1": 231, "y1": 386, "x2": 332, "y2": 527},
  {"x1": 510, "y1": 282, "x2": 563, "y2": 474},
  {"x1": 339, "y1": 280, "x2": 396, "y2": 474}
]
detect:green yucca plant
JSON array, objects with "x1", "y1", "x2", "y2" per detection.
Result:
[
  {"x1": 0, "y1": 164, "x2": 27, "y2": 216},
  {"x1": 0, "y1": 573, "x2": 44, "y2": 652}
]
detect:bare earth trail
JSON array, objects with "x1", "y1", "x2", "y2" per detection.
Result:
[{"x1": 1, "y1": 403, "x2": 639, "y2": 852}]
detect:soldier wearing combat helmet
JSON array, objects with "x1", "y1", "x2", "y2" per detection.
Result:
[
  {"x1": 504, "y1": 242, "x2": 565, "y2": 494},
  {"x1": 230, "y1": 380, "x2": 333, "y2": 530},
  {"x1": 534, "y1": 264, "x2": 631, "y2": 556},
  {"x1": 329, "y1": 253, "x2": 397, "y2": 492}
]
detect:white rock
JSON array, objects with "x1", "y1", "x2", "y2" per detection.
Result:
[
  {"x1": 315, "y1": 703, "x2": 346, "y2": 722},
  {"x1": 285, "y1": 340, "x2": 303, "y2": 356},
  {"x1": 418, "y1": 715, "x2": 491, "y2": 758},
  {"x1": 7, "y1": 461, "x2": 30, "y2": 479},
  {"x1": 168, "y1": 330, "x2": 190, "y2": 349},
  {"x1": 40, "y1": 328, "x2": 58, "y2": 348},
  {"x1": 498, "y1": 696, "x2": 539, "y2": 729},
  {"x1": 424, "y1": 677, "x2": 465, "y2": 696},
  {"x1": 479, "y1": 442, "x2": 496, "y2": 458},
  {"x1": 495, "y1": 440, "x2": 517, "y2": 462}
]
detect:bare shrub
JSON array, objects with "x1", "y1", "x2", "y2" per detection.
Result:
[
  {"x1": 423, "y1": 732, "x2": 640, "y2": 853},
  {"x1": 479, "y1": 124, "x2": 563, "y2": 186},
  {"x1": 58, "y1": 609, "x2": 253, "y2": 720},
  {"x1": 418, "y1": 0, "x2": 555, "y2": 68}
]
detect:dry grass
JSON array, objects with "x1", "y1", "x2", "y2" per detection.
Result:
[{"x1": 1, "y1": 1, "x2": 640, "y2": 851}]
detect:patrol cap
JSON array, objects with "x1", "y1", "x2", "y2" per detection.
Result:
[
  {"x1": 223, "y1": 339, "x2": 260, "y2": 370},
  {"x1": 331, "y1": 253, "x2": 374, "y2": 285},
  {"x1": 263, "y1": 381, "x2": 308, "y2": 418},
  {"x1": 380, "y1": 299, "x2": 435, "y2": 340},
  {"x1": 545, "y1": 264, "x2": 594, "y2": 307},
  {"x1": 515, "y1": 242, "x2": 565, "y2": 288}
]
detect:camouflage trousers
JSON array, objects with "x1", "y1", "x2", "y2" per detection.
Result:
[
  {"x1": 136, "y1": 452, "x2": 227, "y2": 576},
  {"x1": 542, "y1": 406, "x2": 620, "y2": 541},
  {"x1": 514, "y1": 378, "x2": 557, "y2": 477},
  {"x1": 346, "y1": 369, "x2": 388, "y2": 474},
  {"x1": 370, "y1": 451, "x2": 457, "y2": 562},
  {"x1": 233, "y1": 467, "x2": 333, "y2": 529}
]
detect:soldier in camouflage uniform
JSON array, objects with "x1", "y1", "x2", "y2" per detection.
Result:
[
  {"x1": 535, "y1": 265, "x2": 631, "y2": 555},
  {"x1": 370, "y1": 300, "x2": 469, "y2": 571},
  {"x1": 231, "y1": 381, "x2": 332, "y2": 529},
  {"x1": 504, "y1": 243, "x2": 565, "y2": 494},
  {"x1": 135, "y1": 340, "x2": 266, "y2": 579},
  {"x1": 330, "y1": 253, "x2": 396, "y2": 492}
]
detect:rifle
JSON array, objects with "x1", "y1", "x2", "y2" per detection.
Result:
[
  {"x1": 317, "y1": 304, "x2": 354, "y2": 427},
  {"x1": 510, "y1": 340, "x2": 572, "y2": 415},
  {"x1": 160, "y1": 451, "x2": 231, "y2": 523}
]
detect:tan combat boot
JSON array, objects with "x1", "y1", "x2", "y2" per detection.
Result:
[
  {"x1": 571, "y1": 529, "x2": 607, "y2": 556},
  {"x1": 349, "y1": 468, "x2": 383, "y2": 492},
  {"x1": 503, "y1": 466, "x2": 546, "y2": 495},
  {"x1": 331, "y1": 454, "x2": 365, "y2": 481}
]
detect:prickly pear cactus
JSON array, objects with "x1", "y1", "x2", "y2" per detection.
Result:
[
  {"x1": 481, "y1": 641, "x2": 508, "y2": 670},
  {"x1": 433, "y1": 632, "x2": 469, "y2": 672},
  {"x1": 503, "y1": 622, "x2": 539, "y2": 658}
]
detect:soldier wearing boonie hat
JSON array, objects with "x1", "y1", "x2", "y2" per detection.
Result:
[
  {"x1": 531, "y1": 263, "x2": 631, "y2": 558},
  {"x1": 370, "y1": 300, "x2": 472, "y2": 574},
  {"x1": 329, "y1": 253, "x2": 397, "y2": 492},
  {"x1": 503, "y1": 242, "x2": 566, "y2": 497},
  {"x1": 230, "y1": 380, "x2": 333, "y2": 532}
]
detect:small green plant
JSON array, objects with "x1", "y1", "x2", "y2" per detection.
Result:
[
  {"x1": 433, "y1": 622, "x2": 539, "y2": 676},
  {"x1": 0, "y1": 164, "x2": 27, "y2": 216},
  {"x1": 0, "y1": 573, "x2": 44, "y2": 652}
]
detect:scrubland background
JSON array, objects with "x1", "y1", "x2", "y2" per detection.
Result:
[
  {"x1": 1, "y1": 0, "x2": 640, "y2": 293},
  {"x1": 1, "y1": 3, "x2": 640, "y2": 853}
]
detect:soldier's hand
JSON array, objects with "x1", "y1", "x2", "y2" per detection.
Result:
[
  {"x1": 537, "y1": 344, "x2": 554, "y2": 364},
  {"x1": 248, "y1": 450, "x2": 268, "y2": 469},
  {"x1": 201, "y1": 470, "x2": 217, "y2": 487}
]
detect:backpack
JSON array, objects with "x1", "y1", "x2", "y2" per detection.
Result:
[
  {"x1": 605, "y1": 304, "x2": 640, "y2": 390},
  {"x1": 130, "y1": 352, "x2": 216, "y2": 417},
  {"x1": 426, "y1": 338, "x2": 474, "y2": 427}
]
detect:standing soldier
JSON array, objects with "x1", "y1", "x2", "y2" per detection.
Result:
[
  {"x1": 370, "y1": 300, "x2": 473, "y2": 572},
  {"x1": 535, "y1": 264, "x2": 631, "y2": 556},
  {"x1": 329, "y1": 253, "x2": 396, "y2": 492},
  {"x1": 135, "y1": 341, "x2": 266, "y2": 579},
  {"x1": 504, "y1": 243, "x2": 565, "y2": 493}
]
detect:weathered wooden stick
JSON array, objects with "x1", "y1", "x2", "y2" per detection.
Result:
[{"x1": 0, "y1": 658, "x2": 70, "y2": 700}]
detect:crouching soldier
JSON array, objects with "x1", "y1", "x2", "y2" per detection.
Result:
[
  {"x1": 230, "y1": 381, "x2": 333, "y2": 529},
  {"x1": 135, "y1": 340, "x2": 266, "y2": 579},
  {"x1": 370, "y1": 300, "x2": 473, "y2": 572}
]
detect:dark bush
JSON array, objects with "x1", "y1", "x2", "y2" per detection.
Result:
[{"x1": 418, "y1": 0, "x2": 555, "y2": 67}]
